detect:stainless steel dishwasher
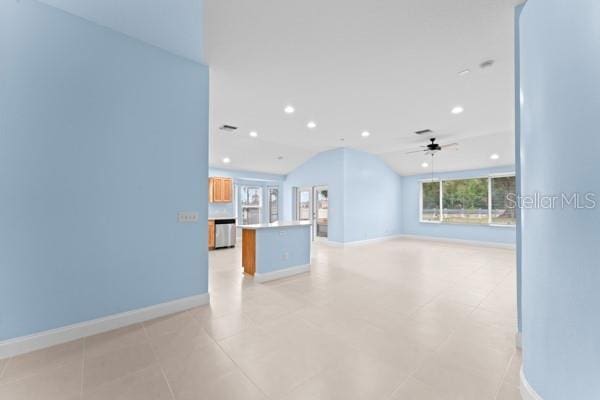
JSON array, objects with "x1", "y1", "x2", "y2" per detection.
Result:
[{"x1": 214, "y1": 218, "x2": 236, "y2": 248}]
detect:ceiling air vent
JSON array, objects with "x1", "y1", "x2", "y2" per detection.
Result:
[
  {"x1": 219, "y1": 124, "x2": 238, "y2": 133},
  {"x1": 414, "y1": 129, "x2": 433, "y2": 135}
]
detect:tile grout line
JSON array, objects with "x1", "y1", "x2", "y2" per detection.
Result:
[
  {"x1": 140, "y1": 322, "x2": 177, "y2": 400},
  {"x1": 492, "y1": 349, "x2": 518, "y2": 400},
  {"x1": 80, "y1": 337, "x2": 86, "y2": 399},
  {"x1": 210, "y1": 324, "x2": 273, "y2": 399},
  {"x1": 0, "y1": 357, "x2": 10, "y2": 382}
]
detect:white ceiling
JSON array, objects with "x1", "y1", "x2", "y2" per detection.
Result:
[{"x1": 206, "y1": 0, "x2": 520, "y2": 175}]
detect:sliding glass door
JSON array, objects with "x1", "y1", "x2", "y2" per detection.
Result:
[
  {"x1": 314, "y1": 186, "x2": 328, "y2": 239},
  {"x1": 295, "y1": 186, "x2": 328, "y2": 240}
]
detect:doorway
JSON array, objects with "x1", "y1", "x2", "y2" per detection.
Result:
[
  {"x1": 295, "y1": 186, "x2": 328, "y2": 240},
  {"x1": 313, "y1": 186, "x2": 328, "y2": 240}
]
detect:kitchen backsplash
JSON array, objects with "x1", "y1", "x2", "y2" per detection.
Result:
[{"x1": 208, "y1": 202, "x2": 235, "y2": 218}]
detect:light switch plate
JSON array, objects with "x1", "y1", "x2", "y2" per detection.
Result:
[{"x1": 178, "y1": 211, "x2": 199, "y2": 223}]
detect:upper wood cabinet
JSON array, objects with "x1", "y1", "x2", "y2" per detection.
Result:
[{"x1": 209, "y1": 177, "x2": 233, "y2": 203}]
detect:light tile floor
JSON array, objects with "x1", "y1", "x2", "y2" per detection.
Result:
[{"x1": 0, "y1": 238, "x2": 521, "y2": 400}]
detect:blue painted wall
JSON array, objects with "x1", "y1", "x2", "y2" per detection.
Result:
[
  {"x1": 283, "y1": 149, "x2": 346, "y2": 242},
  {"x1": 255, "y1": 226, "x2": 311, "y2": 274},
  {"x1": 283, "y1": 148, "x2": 402, "y2": 243},
  {"x1": 208, "y1": 167, "x2": 285, "y2": 223},
  {"x1": 520, "y1": 1, "x2": 600, "y2": 398},
  {"x1": 343, "y1": 148, "x2": 403, "y2": 242},
  {"x1": 401, "y1": 166, "x2": 516, "y2": 244},
  {"x1": 0, "y1": 0, "x2": 209, "y2": 341}
]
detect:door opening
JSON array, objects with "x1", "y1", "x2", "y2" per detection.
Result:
[
  {"x1": 295, "y1": 186, "x2": 328, "y2": 240},
  {"x1": 314, "y1": 186, "x2": 328, "y2": 240}
]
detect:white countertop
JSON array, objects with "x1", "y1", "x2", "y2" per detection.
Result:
[
  {"x1": 239, "y1": 221, "x2": 312, "y2": 230},
  {"x1": 208, "y1": 216, "x2": 236, "y2": 220}
]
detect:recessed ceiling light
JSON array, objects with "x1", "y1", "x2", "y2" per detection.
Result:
[
  {"x1": 284, "y1": 105, "x2": 295, "y2": 114},
  {"x1": 458, "y1": 69, "x2": 471, "y2": 76},
  {"x1": 490, "y1": 153, "x2": 500, "y2": 160},
  {"x1": 451, "y1": 106, "x2": 464, "y2": 115},
  {"x1": 361, "y1": 131, "x2": 371, "y2": 138},
  {"x1": 222, "y1": 157, "x2": 231, "y2": 164},
  {"x1": 249, "y1": 131, "x2": 258, "y2": 138},
  {"x1": 421, "y1": 162, "x2": 429, "y2": 168},
  {"x1": 307, "y1": 121, "x2": 317, "y2": 129}
]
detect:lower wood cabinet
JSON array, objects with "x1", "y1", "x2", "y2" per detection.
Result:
[{"x1": 208, "y1": 220, "x2": 215, "y2": 249}]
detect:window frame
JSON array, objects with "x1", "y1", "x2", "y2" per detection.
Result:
[
  {"x1": 267, "y1": 186, "x2": 279, "y2": 223},
  {"x1": 419, "y1": 178, "x2": 442, "y2": 224},
  {"x1": 419, "y1": 172, "x2": 516, "y2": 227}
]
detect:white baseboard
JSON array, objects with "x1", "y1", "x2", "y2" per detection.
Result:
[
  {"x1": 0, "y1": 293, "x2": 210, "y2": 360},
  {"x1": 398, "y1": 234, "x2": 516, "y2": 250},
  {"x1": 323, "y1": 240, "x2": 344, "y2": 247},
  {"x1": 323, "y1": 234, "x2": 403, "y2": 247},
  {"x1": 520, "y1": 367, "x2": 543, "y2": 400},
  {"x1": 254, "y1": 264, "x2": 310, "y2": 283},
  {"x1": 321, "y1": 234, "x2": 513, "y2": 249},
  {"x1": 516, "y1": 332, "x2": 522, "y2": 349}
]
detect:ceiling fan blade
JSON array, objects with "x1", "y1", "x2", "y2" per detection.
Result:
[
  {"x1": 405, "y1": 149, "x2": 425, "y2": 154},
  {"x1": 441, "y1": 143, "x2": 459, "y2": 148}
]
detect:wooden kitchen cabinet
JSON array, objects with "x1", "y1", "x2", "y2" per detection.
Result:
[
  {"x1": 209, "y1": 177, "x2": 233, "y2": 203},
  {"x1": 222, "y1": 179, "x2": 232, "y2": 202},
  {"x1": 208, "y1": 220, "x2": 215, "y2": 249}
]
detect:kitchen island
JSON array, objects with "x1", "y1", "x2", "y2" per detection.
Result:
[{"x1": 239, "y1": 221, "x2": 312, "y2": 282}]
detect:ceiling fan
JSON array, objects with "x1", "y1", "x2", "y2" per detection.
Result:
[{"x1": 406, "y1": 138, "x2": 458, "y2": 155}]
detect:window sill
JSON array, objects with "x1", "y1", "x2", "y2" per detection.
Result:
[
  {"x1": 419, "y1": 220, "x2": 516, "y2": 228},
  {"x1": 420, "y1": 220, "x2": 442, "y2": 224}
]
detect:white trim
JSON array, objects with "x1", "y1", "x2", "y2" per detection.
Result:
[
  {"x1": 488, "y1": 176, "x2": 493, "y2": 224},
  {"x1": 254, "y1": 264, "x2": 310, "y2": 283},
  {"x1": 516, "y1": 332, "x2": 522, "y2": 349},
  {"x1": 419, "y1": 221, "x2": 517, "y2": 228},
  {"x1": 340, "y1": 234, "x2": 404, "y2": 247},
  {"x1": 418, "y1": 171, "x2": 516, "y2": 182},
  {"x1": 321, "y1": 235, "x2": 403, "y2": 247},
  {"x1": 489, "y1": 223, "x2": 517, "y2": 228},
  {"x1": 419, "y1": 173, "x2": 517, "y2": 228},
  {"x1": 398, "y1": 234, "x2": 516, "y2": 249},
  {"x1": 419, "y1": 179, "x2": 442, "y2": 224},
  {"x1": 0, "y1": 293, "x2": 210, "y2": 360},
  {"x1": 490, "y1": 171, "x2": 516, "y2": 178},
  {"x1": 520, "y1": 367, "x2": 544, "y2": 400}
]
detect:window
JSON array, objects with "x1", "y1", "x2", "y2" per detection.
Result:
[
  {"x1": 442, "y1": 178, "x2": 488, "y2": 224},
  {"x1": 240, "y1": 186, "x2": 262, "y2": 225},
  {"x1": 491, "y1": 176, "x2": 516, "y2": 225},
  {"x1": 268, "y1": 187, "x2": 279, "y2": 223},
  {"x1": 297, "y1": 189, "x2": 312, "y2": 220},
  {"x1": 420, "y1": 174, "x2": 516, "y2": 226},
  {"x1": 421, "y1": 181, "x2": 441, "y2": 222}
]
